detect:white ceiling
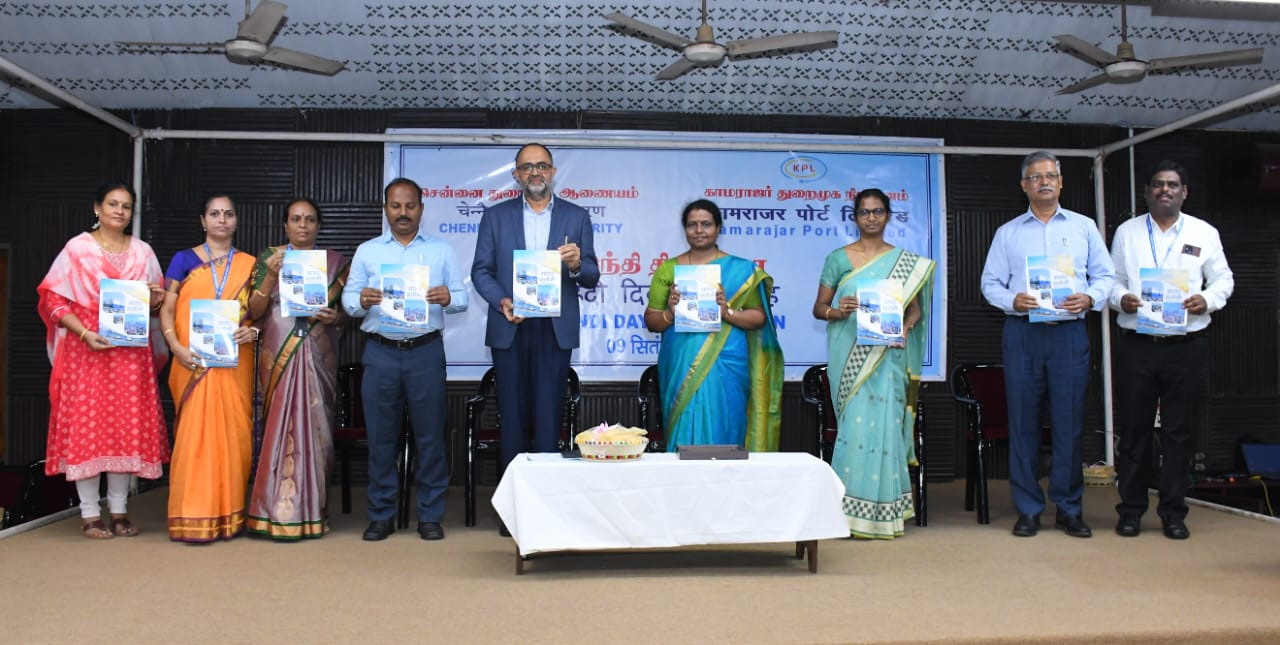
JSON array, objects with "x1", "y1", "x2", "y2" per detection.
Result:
[{"x1": 1, "y1": 0, "x2": 1278, "y2": 130}]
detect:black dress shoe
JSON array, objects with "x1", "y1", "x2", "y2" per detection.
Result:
[
  {"x1": 418, "y1": 521, "x2": 445, "y2": 541},
  {"x1": 1115, "y1": 515, "x2": 1141, "y2": 537},
  {"x1": 1012, "y1": 513, "x2": 1040, "y2": 537},
  {"x1": 1162, "y1": 519, "x2": 1190, "y2": 540},
  {"x1": 362, "y1": 520, "x2": 395, "y2": 541},
  {"x1": 1055, "y1": 512, "x2": 1092, "y2": 538}
]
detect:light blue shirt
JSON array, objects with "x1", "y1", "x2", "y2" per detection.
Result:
[
  {"x1": 980, "y1": 207, "x2": 1115, "y2": 317},
  {"x1": 522, "y1": 195, "x2": 554, "y2": 251},
  {"x1": 341, "y1": 229, "x2": 468, "y2": 339}
]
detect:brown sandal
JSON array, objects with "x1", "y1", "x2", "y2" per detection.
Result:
[
  {"x1": 82, "y1": 519, "x2": 113, "y2": 539},
  {"x1": 110, "y1": 515, "x2": 139, "y2": 537}
]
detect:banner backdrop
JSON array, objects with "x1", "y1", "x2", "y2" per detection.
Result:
[{"x1": 385, "y1": 130, "x2": 947, "y2": 381}]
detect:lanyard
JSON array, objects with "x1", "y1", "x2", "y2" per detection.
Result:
[
  {"x1": 204, "y1": 243, "x2": 234, "y2": 299},
  {"x1": 1145, "y1": 215, "x2": 1181, "y2": 268}
]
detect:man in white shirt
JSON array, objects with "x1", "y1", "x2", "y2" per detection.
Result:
[{"x1": 1108, "y1": 160, "x2": 1233, "y2": 540}]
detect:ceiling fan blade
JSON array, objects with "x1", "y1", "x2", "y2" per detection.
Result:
[
  {"x1": 1053, "y1": 34, "x2": 1120, "y2": 66},
  {"x1": 725, "y1": 31, "x2": 839, "y2": 59},
  {"x1": 237, "y1": 0, "x2": 288, "y2": 44},
  {"x1": 1147, "y1": 47, "x2": 1264, "y2": 72},
  {"x1": 604, "y1": 12, "x2": 690, "y2": 51},
  {"x1": 118, "y1": 41, "x2": 225, "y2": 50},
  {"x1": 656, "y1": 58, "x2": 698, "y2": 81},
  {"x1": 261, "y1": 47, "x2": 345, "y2": 75},
  {"x1": 1055, "y1": 72, "x2": 1113, "y2": 95}
]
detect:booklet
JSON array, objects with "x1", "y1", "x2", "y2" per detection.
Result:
[
  {"x1": 512, "y1": 250, "x2": 562, "y2": 318},
  {"x1": 188, "y1": 299, "x2": 240, "y2": 367},
  {"x1": 855, "y1": 278, "x2": 905, "y2": 345},
  {"x1": 278, "y1": 249, "x2": 328, "y2": 317},
  {"x1": 98, "y1": 279, "x2": 150, "y2": 348},
  {"x1": 672, "y1": 264, "x2": 721, "y2": 333},
  {"x1": 378, "y1": 264, "x2": 431, "y2": 334},
  {"x1": 1136, "y1": 268, "x2": 1189, "y2": 335},
  {"x1": 1025, "y1": 254, "x2": 1077, "y2": 323}
]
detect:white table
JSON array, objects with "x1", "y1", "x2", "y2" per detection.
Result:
[{"x1": 491, "y1": 452, "x2": 849, "y2": 574}]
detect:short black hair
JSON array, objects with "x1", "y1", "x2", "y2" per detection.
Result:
[
  {"x1": 384, "y1": 177, "x2": 423, "y2": 202},
  {"x1": 283, "y1": 198, "x2": 324, "y2": 227},
  {"x1": 1145, "y1": 160, "x2": 1188, "y2": 187},
  {"x1": 680, "y1": 199, "x2": 722, "y2": 228}
]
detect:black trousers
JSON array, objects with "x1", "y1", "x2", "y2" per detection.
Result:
[{"x1": 1114, "y1": 330, "x2": 1209, "y2": 522}]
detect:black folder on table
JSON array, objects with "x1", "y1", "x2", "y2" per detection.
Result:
[{"x1": 677, "y1": 445, "x2": 748, "y2": 460}]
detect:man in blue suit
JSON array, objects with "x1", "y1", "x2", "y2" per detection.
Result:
[{"x1": 471, "y1": 143, "x2": 599, "y2": 507}]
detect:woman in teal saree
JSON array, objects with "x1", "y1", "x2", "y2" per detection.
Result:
[
  {"x1": 812, "y1": 188, "x2": 935, "y2": 539},
  {"x1": 645, "y1": 199, "x2": 784, "y2": 451}
]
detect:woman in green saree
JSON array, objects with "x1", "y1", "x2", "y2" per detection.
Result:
[
  {"x1": 644, "y1": 199, "x2": 784, "y2": 451},
  {"x1": 812, "y1": 188, "x2": 935, "y2": 539}
]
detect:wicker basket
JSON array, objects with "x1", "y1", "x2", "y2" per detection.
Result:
[
  {"x1": 577, "y1": 438, "x2": 646, "y2": 461},
  {"x1": 1083, "y1": 463, "x2": 1116, "y2": 486}
]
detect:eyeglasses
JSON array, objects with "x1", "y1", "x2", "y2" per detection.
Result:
[
  {"x1": 1148, "y1": 180, "x2": 1183, "y2": 190},
  {"x1": 855, "y1": 207, "x2": 888, "y2": 218},
  {"x1": 515, "y1": 162, "x2": 553, "y2": 174},
  {"x1": 1022, "y1": 173, "x2": 1061, "y2": 184}
]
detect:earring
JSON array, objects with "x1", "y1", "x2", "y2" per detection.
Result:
[{"x1": 92, "y1": 211, "x2": 101, "y2": 230}]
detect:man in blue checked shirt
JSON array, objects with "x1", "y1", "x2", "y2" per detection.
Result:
[
  {"x1": 341, "y1": 177, "x2": 468, "y2": 542},
  {"x1": 980, "y1": 151, "x2": 1114, "y2": 539}
]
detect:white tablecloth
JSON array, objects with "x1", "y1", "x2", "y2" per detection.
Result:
[{"x1": 491, "y1": 452, "x2": 849, "y2": 556}]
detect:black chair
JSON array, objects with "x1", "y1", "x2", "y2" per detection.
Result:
[
  {"x1": 801, "y1": 363, "x2": 927, "y2": 526},
  {"x1": 800, "y1": 365, "x2": 838, "y2": 463},
  {"x1": 0, "y1": 464, "x2": 30, "y2": 529},
  {"x1": 951, "y1": 363, "x2": 1009, "y2": 525},
  {"x1": 635, "y1": 365, "x2": 666, "y2": 452},
  {"x1": 333, "y1": 362, "x2": 414, "y2": 528},
  {"x1": 464, "y1": 367, "x2": 582, "y2": 527}
]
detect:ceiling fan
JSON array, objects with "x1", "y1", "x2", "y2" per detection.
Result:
[
  {"x1": 604, "y1": 0, "x2": 838, "y2": 81},
  {"x1": 118, "y1": 0, "x2": 345, "y2": 75},
  {"x1": 1052, "y1": 0, "x2": 1263, "y2": 94}
]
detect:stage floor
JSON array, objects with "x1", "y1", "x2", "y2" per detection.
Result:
[{"x1": 2, "y1": 478, "x2": 1278, "y2": 644}]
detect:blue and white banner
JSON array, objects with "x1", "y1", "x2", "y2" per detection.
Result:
[{"x1": 385, "y1": 129, "x2": 947, "y2": 381}]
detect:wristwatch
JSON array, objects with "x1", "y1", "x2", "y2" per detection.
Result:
[{"x1": 726, "y1": 307, "x2": 736, "y2": 319}]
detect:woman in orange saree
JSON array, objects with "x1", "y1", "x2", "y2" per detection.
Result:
[{"x1": 159, "y1": 195, "x2": 260, "y2": 542}]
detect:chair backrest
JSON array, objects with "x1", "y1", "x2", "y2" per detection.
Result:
[
  {"x1": 0, "y1": 465, "x2": 29, "y2": 528},
  {"x1": 951, "y1": 363, "x2": 1009, "y2": 440},
  {"x1": 22, "y1": 459, "x2": 77, "y2": 519},
  {"x1": 562, "y1": 368, "x2": 582, "y2": 450},
  {"x1": 801, "y1": 364, "x2": 839, "y2": 461},
  {"x1": 336, "y1": 363, "x2": 365, "y2": 429},
  {"x1": 635, "y1": 364, "x2": 665, "y2": 452},
  {"x1": 469, "y1": 366, "x2": 581, "y2": 449}
]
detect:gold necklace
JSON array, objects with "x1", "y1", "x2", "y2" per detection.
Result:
[{"x1": 94, "y1": 231, "x2": 127, "y2": 254}]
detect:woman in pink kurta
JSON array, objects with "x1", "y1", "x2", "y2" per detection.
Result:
[{"x1": 36, "y1": 182, "x2": 170, "y2": 539}]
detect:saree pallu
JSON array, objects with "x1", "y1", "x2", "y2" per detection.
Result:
[
  {"x1": 827, "y1": 248, "x2": 935, "y2": 539},
  {"x1": 167, "y1": 251, "x2": 256, "y2": 542},
  {"x1": 654, "y1": 255, "x2": 784, "y2": 451},
  {"x1": 247, "y1": 248, "x2": 349, "y2": 539},
  {"x1": 37, "y1": 233, "x2": 170, "y2": 480}
]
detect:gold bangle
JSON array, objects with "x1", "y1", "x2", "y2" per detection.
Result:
[
  {"x1": 253, "y1": 289, "x2": 268, "y2": 298},
  {"x1": 663, "y1": 310, "x2": 673, "y2": 324},
  {"x1": 825, "y1": 306, "x2": 834, "y2": 321},
  {"x1": 163, "y1": 329, "x2": 175, "y2": 337},
  {"x1": 79, "y1": 328, "x2": 90, "y2": 342}
]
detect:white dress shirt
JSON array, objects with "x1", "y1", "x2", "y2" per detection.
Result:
[{"x1": 1108, "y1": 212, "x2": 1233, "y2": 333}]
